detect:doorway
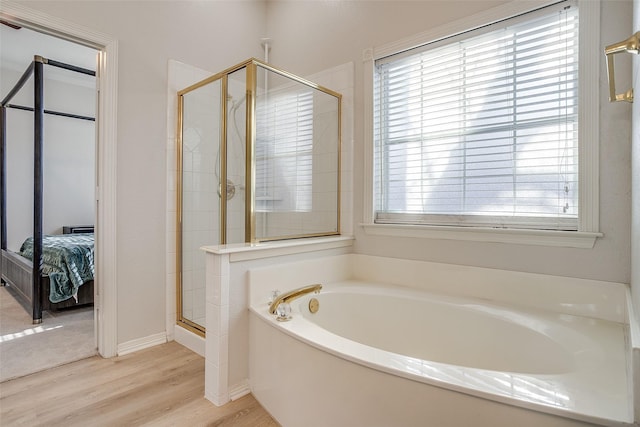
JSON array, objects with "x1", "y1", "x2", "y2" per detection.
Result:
[
  {"x1": 0, "y1": 1, "x2": 118, "y2": 361},
  {"x1": 0, "y1": 24, "x2": 98, "y2": 381}
]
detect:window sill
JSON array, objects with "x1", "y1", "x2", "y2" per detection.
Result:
[{"x1": 361, "y1": 223, "x2": 602, "y2": 248}]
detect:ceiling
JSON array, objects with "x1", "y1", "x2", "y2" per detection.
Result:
[{"x1": 0, "y1": 22, "x2": 98, "y2": 92}]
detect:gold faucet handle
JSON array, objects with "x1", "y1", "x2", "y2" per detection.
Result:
[{"x1": 268, "y1": 283, "x2": 323, "y2": 315}]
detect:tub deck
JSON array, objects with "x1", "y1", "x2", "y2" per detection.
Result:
[{"x1": 251, "y1": 280, "x2": 632, "y2": 426}]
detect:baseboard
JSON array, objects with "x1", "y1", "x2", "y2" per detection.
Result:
[
  {"x1": 117, "y1": 332, "x2": 167, "y2": 356},
  {"x1": 204, "y1": 389, "x2": 229, "y2": 407},
  {"x1": 174, "y1": 324, "x2": 205, "y2": 357},
  {"x1": 229, "y1": 380, "x2": 251, "y2": 401}
]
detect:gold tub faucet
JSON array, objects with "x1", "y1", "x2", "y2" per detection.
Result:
[{"x1": 269, "y1": 284, "x2": 323, "y2": 315}]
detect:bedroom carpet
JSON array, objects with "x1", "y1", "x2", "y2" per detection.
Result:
[{"x1": 0, "y1": 285, "x2": 96, "y2": 382}]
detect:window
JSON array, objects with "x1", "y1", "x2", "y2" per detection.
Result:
[{"x1": 374, "y1": 3, "x2": 582, "y2": 231}]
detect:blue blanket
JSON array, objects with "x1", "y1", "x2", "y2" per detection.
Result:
[{"x1": 19, "y1": 234, "x2": 95, "y2": 303}]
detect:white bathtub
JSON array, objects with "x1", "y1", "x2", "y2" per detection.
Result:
[{"x1": 249, "y1": 281, "x2": 632, "y2": 427}]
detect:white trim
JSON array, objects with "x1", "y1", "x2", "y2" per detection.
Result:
[
  {"x1": 373, "y1": 0, "x2": 563, "y2": 60},
  {"x1": 229, "y1": 380, "x2": 251, "y2": 401},
  {"x1": 96, "y1": 35, "x2": 119, "y2": 360},
  {"x1": 117, "y1": 332, "x2": 168, "y2": 356},
  {"x1": 363, "y1": 54, "x2": 375, "y2": 224},
  {"x1": 362, "y1": 0, "x2": 601, "y2": 244},
  {"x1": 0, "y1": 1, "x2": 119, "y2": 358},
  {"x1": 362, "y1": 223, "x2": 601, "y2": 248},
  {"x1": 174, "y1": 324, "x2": 205, "y2": 357},
  {"x1": 577, "y1": 0, "x2": 600, "y2": 233},
  {"x1": 204, "y1": 388, "x2": 229, "y2": 407}
]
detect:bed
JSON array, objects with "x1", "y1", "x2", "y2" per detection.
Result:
[
  {"x1": 1, "y1": 233, "x2": 95, "y2": 313},
  {"x1": 1, "y1": 55, "x2": 97, "y2": 323}
]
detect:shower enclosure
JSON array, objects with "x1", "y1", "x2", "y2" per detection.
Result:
[{"x1": 177, "y1": 58, "x2": 341, "y2": 335}]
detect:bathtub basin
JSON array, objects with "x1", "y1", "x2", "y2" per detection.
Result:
[{"x1": 249, "y1": 281, "x2": 631, "y2": 426}]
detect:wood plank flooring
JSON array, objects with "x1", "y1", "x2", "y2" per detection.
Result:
[{"x1": 0, "y1": 341, "x2": 279, "y2": 427}]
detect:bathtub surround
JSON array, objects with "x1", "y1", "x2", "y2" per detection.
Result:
[
  {"x1": 251, "y1": 311, "x2": 607, "y2": 427},
  {"x1": 201, "y1": 236, "x2": 354, "y2": 405},
  {"x1": 247, "y1": 253, "x2": 635, "y2": 426}
]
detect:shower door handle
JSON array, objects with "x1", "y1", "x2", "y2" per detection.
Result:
[{"x1": 605, "y1": 32, "x2": 639, "y2": 103}]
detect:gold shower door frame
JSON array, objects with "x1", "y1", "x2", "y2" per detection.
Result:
[{"x1": 176, "y1": 58, "x2": 342, "y2": 336}]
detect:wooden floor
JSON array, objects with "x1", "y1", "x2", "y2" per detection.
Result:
[{"x1": 0, "y1": 341, "x2": 279, "y2": 427}]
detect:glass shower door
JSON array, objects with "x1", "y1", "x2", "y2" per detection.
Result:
[{"x1": 178, "y1": 79, "x2": 221, "y2": 334}]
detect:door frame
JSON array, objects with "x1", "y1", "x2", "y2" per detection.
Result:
[{"x1": 1, "y1": 1, "x2": 118, "y2": 357}]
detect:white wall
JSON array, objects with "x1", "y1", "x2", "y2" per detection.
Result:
[
  {"x1": 266, "y1": 0, "x2": 633, "y2": 284},
  {"x1": 14, "y1": 0, "x2": 267, "y2": 345},
  {"x1": 1, "y1": 68, "x2": 95, "y2": 251}
]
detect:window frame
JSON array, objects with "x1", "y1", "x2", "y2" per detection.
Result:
[{"x1": 362, "y1": 0, "x2": 602, "y2": 248}]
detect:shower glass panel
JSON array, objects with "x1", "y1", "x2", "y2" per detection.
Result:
[
  {"x1": 226, "y1": 68, "x2": 247, "y2": 244},
  {"x1": 177, "y1": 59, "x2": 341, "y2": 335},
  {"x1": 178, "y1": 79, "x2": 221, "y2": 334},
  {"x1": 254, "y1": 65, "x2": 340, "y2": 240}
]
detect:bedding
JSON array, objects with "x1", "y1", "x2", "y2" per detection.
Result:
[{"x1": 18, "y1": 234, "x2": 95, "y2": 303}]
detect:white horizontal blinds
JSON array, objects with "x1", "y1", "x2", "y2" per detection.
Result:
[
  {"x1": 255, "y1": 89, "x2": 314, "y2": 212},
  {"x1": 374, "y1": 4, "x2": 579, "y2": 230}
]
